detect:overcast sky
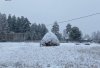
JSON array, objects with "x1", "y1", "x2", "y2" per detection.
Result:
[{"x1": 0, "y1": 0, "x2": 100, "y2": 35}]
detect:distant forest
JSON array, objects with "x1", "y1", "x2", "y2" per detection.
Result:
[
  {"x1": 0, "y1": 13, "x2": 48, "y2": 41},
  {"x1": 0, "y1": 13, "x2": 100, "y2": 43}
]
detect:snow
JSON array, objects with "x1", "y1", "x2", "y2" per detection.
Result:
[
  {"x1": 0, "y1": 42, "x2": 100, "y2": 68},
  {"x1": 40, "y1": 32, "x2": 60, "y2": 46}
]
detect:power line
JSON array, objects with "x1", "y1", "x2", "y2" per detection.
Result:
[
  {"x1": 47, "y1": 13, "x2": 100, "y2": 26},
  {"x1": 59, "y1": 13, "x2": 100, "y2": 23}
]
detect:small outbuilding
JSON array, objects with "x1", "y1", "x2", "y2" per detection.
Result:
[{"x1": 40, "y1": 32, "x2": 60, "y2": 46}]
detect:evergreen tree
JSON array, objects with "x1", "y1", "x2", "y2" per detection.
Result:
[
  {"x1": 66, "y1": 23, "x2": 71, "y2": 33},
  {"x1": 11, "y1": 15, "x2": 16, "y2": 32},
  {"x1": 51, "y1": 21, "x2": 59, "y2": 34},
  {"x1": 63, "y1": 23, "x2": 72, "y2": 41},
  {"x1": 30, "y1": 23, "x2": 48, "y2": 40},
  {"x1": 15, "y1": 16, "x2": 31, "y2": 33},
  {"x1": 20, "y1": 17, "x2": 31, "y2": 33},
  {"x1": 15, "y1": 17, "x2": 21, "y2": 33},
  {"x1": 41, "y1": 24, "x2": 48, "y2": 38},
  {"x1": 30, "y1": 23, "x2": 37, "y2": 40},
  {"x1": 37, "y1": 24, "x2": 48, "y2": 40},
  {"x1": 0, "y1": 13, "x2": 9, "y2": 34},
  {"x1": 23, "y1": 18, "x2": 31, "y2": 32},
  {"x1": 51, "y1": 22, "x2": 62, "y2": 40},
  {"x1": 7, "y1": 14, "x2": 12, "y2": 31},
  {"x1": 69, "y1": 27, "x2": 82, "y2": 41}
]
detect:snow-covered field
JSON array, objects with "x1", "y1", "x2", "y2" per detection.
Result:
[{"x1": 0, "y1": 42, "x2": 100, "y2": 68}]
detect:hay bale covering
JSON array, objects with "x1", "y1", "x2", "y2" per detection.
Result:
[{"x1": 40, "y1": 32, "x2": 60, "y2": 46}]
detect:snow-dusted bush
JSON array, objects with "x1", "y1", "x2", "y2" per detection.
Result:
[{"x1": 40, "y1": 32, "x2": 60, "y2": 46}]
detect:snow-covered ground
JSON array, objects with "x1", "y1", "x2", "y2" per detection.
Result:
[{"x1": 0, "y1": 42, "x2": 100, "y2": 68}]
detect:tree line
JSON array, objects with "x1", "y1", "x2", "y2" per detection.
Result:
[
  {"x1": 51, "y1": 22, "x2": 100, "y2": 43},
  {"x1": 51, "y1": 22, "x2": 82, "y2": 42},
  {"x1": 0, "y1": 13, "x2": 48, "y2": 41},
  {"x1": 0, "y1": 12, "x2": 100, "y2": 43}
]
